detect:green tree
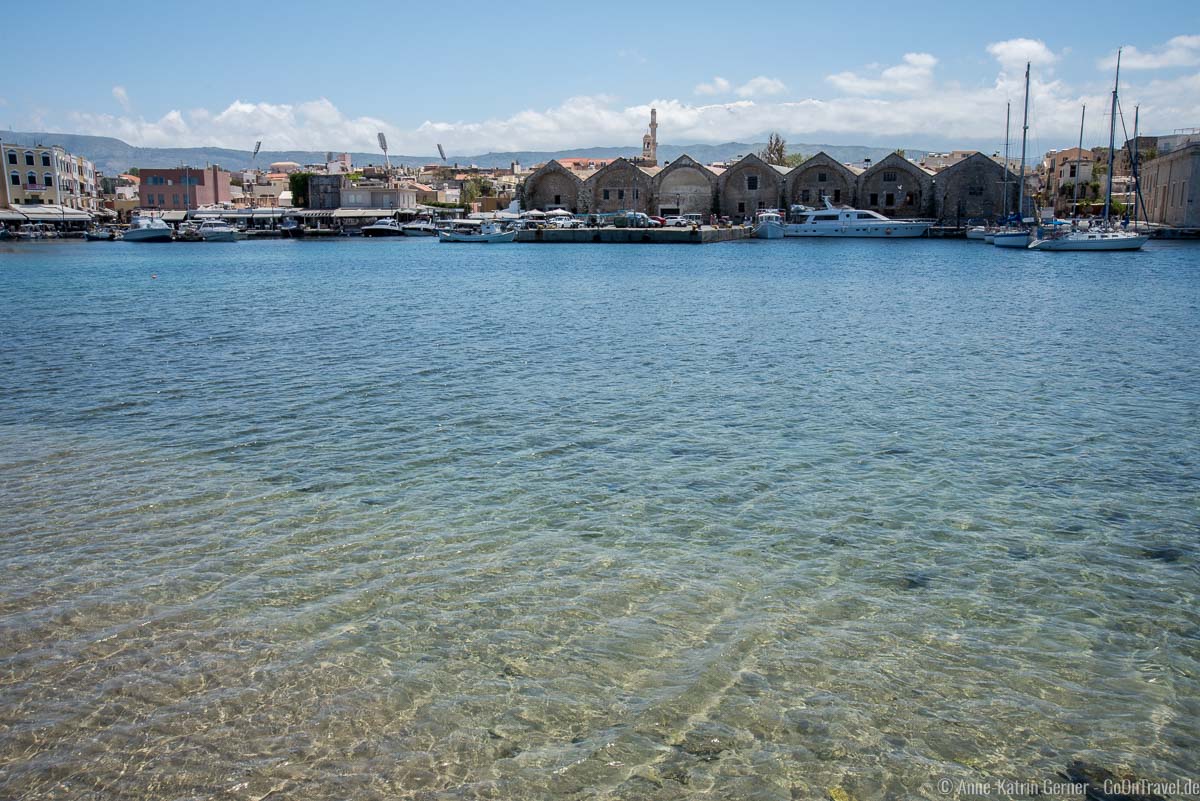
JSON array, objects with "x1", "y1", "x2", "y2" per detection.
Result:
[
  {"x1": 126, "y1": 167, "x2": 140, "y2": 177},
  {"x1": 288, "y1": 172, "x2": 312, "y2": 208},
  {"x1": 759, "y1": 132, "x2": 788, "y2": 166},
  {"x1": 783, "y1": 152, "x2": 807, "y2": 168}
]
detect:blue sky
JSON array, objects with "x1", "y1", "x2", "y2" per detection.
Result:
[{"x1": 4, "y1": 0, "x2": 1197, "y2": 155}]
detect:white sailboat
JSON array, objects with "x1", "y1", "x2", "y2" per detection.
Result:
[
  {"x1": 993, "y1": 62, "x2": 1033, "y2": 249},
  {"x1": 1028, "y1": 50, "x2": 1148, "y2": 252}
]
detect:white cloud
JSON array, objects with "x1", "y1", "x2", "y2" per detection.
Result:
[
  {"x1": 1100, "y1": 35, "x2": 1200, "y2": 70},
  {"x1": 827, "y1": 53, "x2": 938, "y2": 95},
  {"x1": 694, "y1": 76, "x2": 730, "y2": 95},
  {"x1": 735, "y1": 76, "x2": 787, "y2": 98},
  {"x1": 111, "y1": 85, "x2": 131, "y2": 112},
  {"x1": 50, "y1": 43, "x2": 1200, "y2": 156},
  {"x1": 986, "y1": 38, "x2": 1059, "y2": 72}
]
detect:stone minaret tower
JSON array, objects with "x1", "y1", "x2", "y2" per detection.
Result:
[{"x1": 641, "y1": 108, "x2": 658, "y2": 166}]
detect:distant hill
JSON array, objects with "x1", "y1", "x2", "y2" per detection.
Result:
[{"x1": 0, "y1": 131, "x2": 926, "y2": 174}]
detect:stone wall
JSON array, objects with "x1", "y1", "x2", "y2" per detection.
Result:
[
  {"x1": 786, "y1": 154, "x2": 856, "y2": 208},
  {"x1": 1140, "y1": 143, "x2": 1199, "y2": 228},
  {"x1": 653, "y1": 157, "x2": 717, "y2": 215},
  {"x1": 522, "y1": 162, "x2": 587, "y2": 212},
  {"x1": 586, "y1": 160, "x2": 653, "y2": 214},
  {"x1": 932, "y1": 153, "x2": 1010, "y2": 223},
  {"x1": 857, "y1": 154, "x2": 933, "y2": 218},
  {"x1": 718, "y1": 156, "x2": 785, "y2": 219}
]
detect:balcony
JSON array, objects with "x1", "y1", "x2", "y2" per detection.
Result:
[{"x1": 23, "y1": 184, "x2": 47, "y2": 191}]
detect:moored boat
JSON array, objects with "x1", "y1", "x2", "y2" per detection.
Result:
[
  {"x1": 401, "y1": 220, "x2": 440, "y2": 236},
  {"x1": 438, "y1": 219, "x2": 516, "y2": 243},
  {"x1": 1028, "y1": 228, "x2": 1148, "y2": 251},
  {"x1": 753, "y1": 210, "x2": 785, "y2": 239},
  {"x1": 197, "y1": 220, "x2": 241, "y2": 242},
  {"x1": 362, "y1": 218, "x2": 405, "y2": 237},
  {"x1": 123, "y1": 216, "x2": 174, "y2": 243},
  {"x1": 84, "y1": 226, "x2": 121, "y2": 241},
  {"x1": 992, "y1": 230, "x2": 1032, "y2": 248},
  {"x1": 784, "y1": 198, "x2": 928, "y2": 238}
]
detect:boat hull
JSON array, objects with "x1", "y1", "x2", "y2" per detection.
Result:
[
  {"x1": 438, "y1": 231, "x2": 516, "y2": 243},
  {"x1": 361, "y1": 228, "x2": 405, "y2": 237},
  {"x1": 754, "y1": 221, "x2": 785, "y2": 239},
  {"x1": 783, "y1": 221, "x2": 928, "y2": 238},
  {"x1": 992, "y1": 232, "x2": 1031, "y2": 248},
  {"x1": 200, "y1": 231, "x2": 238, "y2": 242},
  {"x1": 965, "y1": 227, "x2": 989, "y2": 240},
  {"x1": 402, "y1": 226, "x2": 439, "y2": 236},
  {"x1": 123, "y1": 229, "x2": 173, "y2": 243},
  {"x1": 1028, "y1": 234, "x2": 1148, "y2": 251}
]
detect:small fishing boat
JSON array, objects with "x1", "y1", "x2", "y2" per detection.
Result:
[
  {"x1": 753, "y1": 210, "x2": 785, "y2": 239},
  {"x1": 84, "y1": 226, "x2": 121, "y2": 241},
  {"x1": 361, "y1": 218, "x2": 405, "y2": 237},
  {"x1": 438, "y1": 219, "x2": 516, "y2": 243},
  {"x1": 123, "y1": 216, "x2": 174, "y2": 243}
]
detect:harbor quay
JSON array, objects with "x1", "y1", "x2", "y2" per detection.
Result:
[{"x1": 2, "y1": 110, "x2": 1198, "y2": 241}]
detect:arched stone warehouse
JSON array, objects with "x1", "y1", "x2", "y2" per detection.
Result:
[
  {"x1": 652, "y1": 155, "x2": 718, "y2": 216},
  {"x1": 718, "y1": 155, "x2": 786, "y2": 219},
  {"x1": 931, "y1": 153, "x2": 1011, "y2": 222},
  {"x1": 786, "y1": 153, "x2": 857, "y2": 208},
  {"x1": 856, "y1": 153, "x2": 934, "y2": 218},
  {"x1": 522, "y1": 160, "x2": 586, "y2": 212},
  {"x1": 585, "y1": 158, "x2": 654, "y2": 214}
]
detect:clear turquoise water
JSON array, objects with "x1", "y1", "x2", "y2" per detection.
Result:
[{"x1": 1, "y1": 237, "x2": 1197, "y2": 800}]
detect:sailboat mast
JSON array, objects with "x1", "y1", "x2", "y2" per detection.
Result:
[
  {"x1": 1003, "y1": 102, "x2": 1011, "y2": 216},
  {"x1": 1104, "y1": 49, "x2": 1121, "y2": 223},
  {"x1": 1072, "y1": 105, "x2": 1085, "y2": 219},
  {"x1": 1132, "y1": 104, "x2": 1140, "y2": 227},
  {"x1": 1017, "y1": 62, "x2": 1030, "y2": 223}
]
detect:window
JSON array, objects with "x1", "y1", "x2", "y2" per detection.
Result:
[
  {"x1": 553, "y1": 194, "x2": 561, "y2": 205},
  {"x1": 885, "y1": 193, "x2": 895, "y2": 206},
  {"x1": 1068, "y1": 165, "x2": 1077, "y2": 178},
  {"x1": 869, "y1": 193, "x2": 879, "y2": 206},
  {"x1": 833, "y1": 189, "x2": 841, "y2": 203},
  {"x1": 9, "y1": 171, "x2": 18, "y2": 185},
  {"x1": 44, "y1": 173, "x2": 52, "y2": 188},
  {"x1": 883, "y1": 171, "x2": 897, "y2": 182},
  {"x1": 617, "y1": 189, "x2": 624, "y2": 200},
  {"x1": 41, "y1": 153, "x2": 51, "y2": 167},
  {"x1": 6, "y1": 150, "x2": 15, "y2": 165},
  {"x1": 737, "y1": 201, "x2": 745, "y2": 213},
  {"x1": 746, "y1": 175, "x2": 759, "y2": 191},
  {"x1": 758, "y1": 200, "x2": 766, "y2": 209},
  {"x1": 27, "y1": 171, "x2": 36, "y2": 186},
  {"x1": 158, "y1": 193, "x2": 165, "y2": 205},
  {"x1": 25, "y1": 151, "x2": 34, "y2": 166},
  {"x1": 818, "y1": 172, "x2": 827, "y2": 183},
  {"x1": 172, "y1": 194, "x2": 180, "y2": 206},
  {"x1": 801, "y1": 189, "x2": 810, "y2": 203},
  {"x1": 603, "y1": 189, "x2": 610, "y2": 200}
]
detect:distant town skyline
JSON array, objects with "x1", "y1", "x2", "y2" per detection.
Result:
[{"x1": 4, "y1": 1, "x2": 1197, "y2": 155}]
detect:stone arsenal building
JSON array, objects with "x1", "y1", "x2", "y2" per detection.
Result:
[{"x1": 520, "y1": 111, "x2": 1013, "y2": 223}]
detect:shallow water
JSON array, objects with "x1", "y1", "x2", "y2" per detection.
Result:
[{"x1": 1, "y1": 237, "x2": 1197, "y2": 800}]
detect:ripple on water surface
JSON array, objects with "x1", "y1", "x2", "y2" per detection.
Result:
[{"x1": 1, "y1": 238, "x2": 1198, "y2": 799}]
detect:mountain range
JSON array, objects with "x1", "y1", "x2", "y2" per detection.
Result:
[{"x1": 0, "y1": 131, "x2": 930, "y2": 175}]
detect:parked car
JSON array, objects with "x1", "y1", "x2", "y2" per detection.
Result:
[
  {"x1": 663, "y1": 216, "x2": 688, "y2": 227},
  {"x1": 683, "y1": 213, "x2": 704, "y2": 226},
  {"x1": 648, "y1": 216, "x2": 667, "y2": 227}
]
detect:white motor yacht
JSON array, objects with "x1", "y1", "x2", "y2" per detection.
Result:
[
  {"x1": 197, "y1": 220, "x2": 241, "y2": 242},
  {"x1": 361, "y1": 218, "x2": 405, "y2": 237},
  {"x1": 784, "y1": 198, "x2": 928, "y2": 238},
  {"x1": 401, "y1": 220, "x2": 439, "y2": 236},
  {"x1": 123, "y1": 216, "x2": 174, "y2": 243},
  {"x1": 753, "y1": 210, "x2": 785, "y2": 239}
]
